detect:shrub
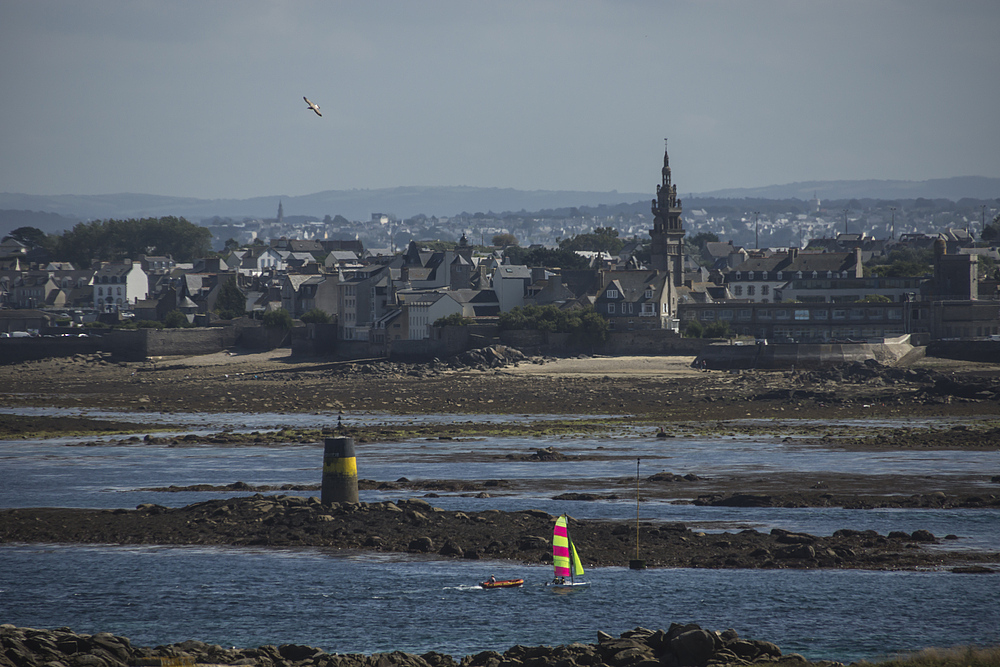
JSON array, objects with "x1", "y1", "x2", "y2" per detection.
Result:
[
  {"x1": 300, "y1": 308, "x2": 332, "y2": 324},
  {"x1": 164, "y1": 310, "x2": 190, "y2": 328},
  {"x1": 263, "y1": 308, "x2": 293, "y2": 329},
  {"x1": 498, "y1": 304, "x2": 607, "y2": 346},
  {"x1": 136, "y1": 320, "x2": 165, "y2": 329},
  {"x1": 434, "y1": 313, "x2": 472, "y2": 327},
  {"x1": 858, "y1": 294, "x2": 892, "y2": 303},
  {"x1": 703, "y1": 320, "x2": 730, "y2": 338},
  {"x1": 683, "y1": 319, "x2": 704, "y2": 338}
]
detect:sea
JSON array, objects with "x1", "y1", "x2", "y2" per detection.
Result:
[{"x1": 1, "y1": 408, "x2": 998, "y2": 664}]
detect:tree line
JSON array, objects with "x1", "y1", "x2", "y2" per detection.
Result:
[{"x1": 5, "y1": 217, "x2": 213, "y2": 268}]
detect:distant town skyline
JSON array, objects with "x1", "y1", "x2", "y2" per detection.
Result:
[{"x1": 2, "y1": 1, "x2": 999, "y2": 201}]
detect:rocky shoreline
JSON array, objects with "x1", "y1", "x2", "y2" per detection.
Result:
[
  {"x1": 3, "y1": 350, "x2": 1000, "y2": 422},
  {"x1": 0, "y1": 622, "x2": 852, "y2": 667},
  {"x1": 2, "y1": 495, "x2": 997, "y2": 572}
]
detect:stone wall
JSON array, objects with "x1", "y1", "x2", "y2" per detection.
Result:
[
  {"x1": 0, "y1": 336, "x2": 102, "y2": 364},
  {"x1": 291, "y1": 323, "x2": 340, "y2": 357},
  {"x1": 104, "y1": 327, "x2": 239, "y2": 361},
  {"x1": 927, "y1": 339, "x2": 1000, "y2": 363},
  {"x1": 238, "y1": 324, "x2": 290, "y2": 351},
  {"x1": 604, "y1": 330, "x2": 714, "y2": 356},
  {"x1": 695, "y1": 337, "x2": 918, "y2": 370}
]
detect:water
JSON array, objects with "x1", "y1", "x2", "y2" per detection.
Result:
[
  {"x1": 2, "y1": 409, "x2": 999, "y2": 662},
  {"x1": 0, "y1": 544, "x2": 997, "y2": 664},
  {"x1": 3, "y1": 429, "x2": 998, "y2": 549}
]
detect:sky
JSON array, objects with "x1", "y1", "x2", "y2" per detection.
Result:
[{"x1": 2, "y1": 1, "x2": 999, "y2": 201}]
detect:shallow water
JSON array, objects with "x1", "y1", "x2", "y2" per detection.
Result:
[
  {"x1": 1, "y1": 543, "x2": 998, "y2": 664},
  {"x1": 2, "y1": 426, "x2": 998, "y2": 548},
  {"x1": 2, "y1": 409, "x2": 998, "y2": 661}
]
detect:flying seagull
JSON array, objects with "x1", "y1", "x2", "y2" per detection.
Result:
[{"x1": 303, "y1": 96, "x2": 322, "y2": 117}]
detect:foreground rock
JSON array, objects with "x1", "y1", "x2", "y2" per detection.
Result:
[
  {"x1": 0, "y1": 623, "x2": 845, "y2": 667},
  {"x1": 1, "y1": 496, "x2": 997, "y2": 572}
]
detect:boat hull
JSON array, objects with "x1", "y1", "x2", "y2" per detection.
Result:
[
  {"x1": 549, "y1": 581, "x2": 590, "y2": 594},
  {"x1": 480, "y1": 579, "x2": 523, "y2": 589}
]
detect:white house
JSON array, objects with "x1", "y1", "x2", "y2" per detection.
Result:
[
  {"x1": 92, "y1": 260, "x2": 148, "y2": 313},
  {"x1": 491, "y1": 263, "x2": 531, "y2": 312}
]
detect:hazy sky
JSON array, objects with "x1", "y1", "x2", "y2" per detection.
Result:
[{"x1": 2, "y1": 1, "x2": 999, "y2": 200}]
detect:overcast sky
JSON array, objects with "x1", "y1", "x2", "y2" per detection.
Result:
[{"x1": 2, "y1": 1, "x2": 998, "y2": 201}]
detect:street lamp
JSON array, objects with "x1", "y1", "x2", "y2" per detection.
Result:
[
  {"x1": 753, "y1": 211, "x2": 761, "y2": 249},
  {"x1": 889, "y1": 206, "x2": 896, "y2": 240}
]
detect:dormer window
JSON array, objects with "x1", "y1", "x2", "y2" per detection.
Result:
[
  {"x1": 735, "y1": 271, "x2": 742, "y2": 280},
  {"x1": 796, "y1": 271, "x2": 803, "y2": 279},
  {"x1": 645, "y1": 288, "x2": 653, "y2": 299},
  {"x1": 747, "y1": 271, "x2": 753, "y2": 280},
  {"x1": 606, "y1": 289, "x2": 619, "y2": 299}
]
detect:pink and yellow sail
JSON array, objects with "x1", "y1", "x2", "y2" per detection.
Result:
[{"x1": 553, "y1": 515, "x2": 584, "y2": 579}]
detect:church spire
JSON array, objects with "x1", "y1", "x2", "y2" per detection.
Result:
[
  {"x1": 648, "y1": 139, "x2": 685, "y2": 282},
  {"x1": 662, "y1": 138, "x2": 671, "y2": 187}
]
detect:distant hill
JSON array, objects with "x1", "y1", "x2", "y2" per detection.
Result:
[
  {"x1": 0, "y1": 187, "x2": 648, "y2": 232},
  {"x1": 2, "y1": 177, "x2": 998, "y2": 238},
  {"x1": 0, "y1": 209, "x2": 83, "y2": 238},
  {"x1": 692, "y1": 176, "x2": 1000, "y2": 201}
]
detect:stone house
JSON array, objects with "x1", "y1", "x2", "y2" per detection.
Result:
[
  {"x1": 280, "y1": 272, "x2": 339, "y2": 319},
  {"x1": 594, "y1": 271, "x2": 673, "y2": 331},
  {"x1": 723, "y1": 248, "x2": 863, "y2": 303}
]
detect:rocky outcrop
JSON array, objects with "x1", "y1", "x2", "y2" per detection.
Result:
[
  {"x1": 0, "y1": 623, "x2": 849, "y2": 667},
  {"x1": 1, "y1": 496, "x2": 997, "y2": 572}
]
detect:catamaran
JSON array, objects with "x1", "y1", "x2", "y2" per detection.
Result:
[{"x1": 550, "y1": 514, "x2": 589, "y2": 591}]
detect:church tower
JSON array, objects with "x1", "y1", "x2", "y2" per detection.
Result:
[
  {"x1": 649, "y1": 140, "x2": 685, "y2": 285},
  {"x1": 277, "y1": 200, "x2": 285, "y2": 224}
]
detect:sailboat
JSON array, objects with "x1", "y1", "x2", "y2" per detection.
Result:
[{"x1": 550, "y1": 514, "x2": 589, "y2": 591}]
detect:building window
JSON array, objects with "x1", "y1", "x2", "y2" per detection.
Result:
[
  {"x1": 738, "y1": 309, "x2": 752, "y2": 320},
  {"x1": 608, "y1": 304, "x2": 615, "y2": 314},
  {"x1": 761, "y1": 286, "x2": 769, "y2": 296},
  {"x1": 733, "y1": 285, "x2": 743, "y2": 296},
  {"x1": 794, "y1": 309, "x2": 809, "y2": 321},
  {"x1": 606, "y1": 289, "x2": 618, "y2": 299},
  {"x1": 645, "y1": 289, "x2": 653, "y2": 299},
  {"x1": 747, "y1": 285, "x2": 755, "y2": 296}
]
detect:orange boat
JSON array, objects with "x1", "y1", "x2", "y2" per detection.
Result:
[{"x1": 480, "y1": 578, "x2": 523, "y2": 589}]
